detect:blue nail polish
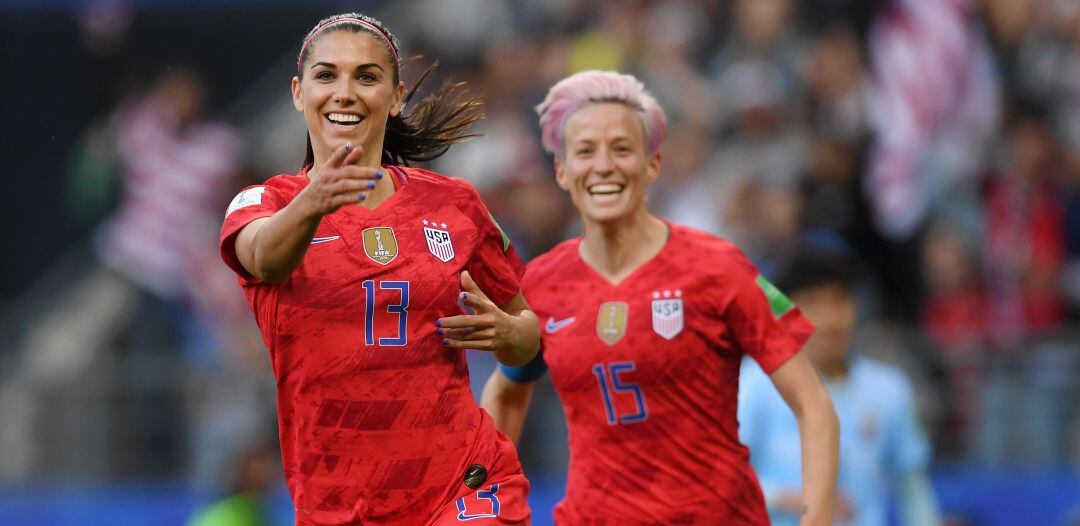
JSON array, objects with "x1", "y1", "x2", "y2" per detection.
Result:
[
  {"x1": 358, "y1": 194, "x2": 366, "y2": 201},
  {"x1": 435, "y1": 320, "x2": 442, "y2": 327},
  {"x1": 442, "y1": 339, "x2": 450, "y2": 346},
  {"x1": 461, "y1": 292, "x2": 468, "y2": 300},
  {"x1": 344, "y1": 143, "x2": 351, "y2": 152},
  {"x1": 375, "y1": 171, "x2": 383, "y2": 180},
  {"x1": 368, "y1": 181, "x2": 376, "y2": 189},
  {"x1": 436, "y1": 329, "x2": 443, "y2": 335}
]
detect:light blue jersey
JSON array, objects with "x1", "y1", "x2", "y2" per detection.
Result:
[{"x1": 738, "y1": 357, "x2": 931, "y2": 526}]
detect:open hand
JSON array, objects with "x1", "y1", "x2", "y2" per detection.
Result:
[
  {"x1": 296, "y1": 143, "x2": 382, "y2": 217},
  {"x1": 436, "y1": 271, "x2": 521, "y2": 353}
]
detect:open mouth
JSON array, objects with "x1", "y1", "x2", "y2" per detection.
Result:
[
  {"x1": 587, "y1": 183, "x2": 625, "y2": 196},
  {"x1": 326, "y1": 112, "x2": 364, "y2": 128}
]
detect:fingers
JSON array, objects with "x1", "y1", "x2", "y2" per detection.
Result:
[
  {"x1": 460, "y1": 270, "x2": 479, "y2": 294},
  {"x1": 437, "y1": 314, "x2": 492, "y2": 330},
  {"x1": 325, "y1": 142, "x2": 351, "y2": 168},
  {"x1": 343, "y1": 143, "x2": 364, "y2": 165},
  {"x1": 444, "y1": 338, "x2": 494, "y2": 351}
]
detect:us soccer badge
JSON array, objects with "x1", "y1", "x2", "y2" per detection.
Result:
[
  {"x1": 596, "y1": 302, "x2": 628, "y2": 346},
  {"x1": 362, "y1": 227, "x2": 398, "y2": 265},
  {"x1": 422, "y1": 219, "x2": 455, "y2": 263},
  {"x1": 651, "y1": 290, "x2": 684, "y2": 340}
]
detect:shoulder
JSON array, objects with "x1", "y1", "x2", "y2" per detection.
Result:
[
  {"x1": 524, "y1": 239, "x2": 580, "y2": 280},
  {"x1": 399, "y1": 166, "x2": 481, "y2": 200},
  {"x1": 671, "y1": 223, "x2": 755, "y2": 272},
  {"x1": 520, "y1": 239, "x2": 582, "y2": 303},
  {"x1": 260, "y1": 172, "x2": 308, "y2": 196}
]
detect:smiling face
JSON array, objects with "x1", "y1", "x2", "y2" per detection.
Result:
[
  {"x1": 555, "y1": 102, "x2": 660, "y2": 225},
  {"x1": 291, "y1": 29, "x2": 404, "y2": 167}
]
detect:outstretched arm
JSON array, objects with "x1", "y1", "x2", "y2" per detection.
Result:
[
  {"x1": 768, "y1": 353, "x2": 839, "y2": 526},
  {"x1": 234, "y1": 143, "x2": 379, "y2": 283},
  {"x1": 480, "y1": 368, "x2": 536, "y2": 444},
  {"x1": 437, "y1": 271, "x2": 540, "y2": 367}
]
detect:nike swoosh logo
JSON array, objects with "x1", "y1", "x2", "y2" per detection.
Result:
[
  {"x1": 545, "y1": 316, "x2": 576, "y2": 334},
  {"x1": 310, "y1": 236, "x2": 340, "y2": 245}
]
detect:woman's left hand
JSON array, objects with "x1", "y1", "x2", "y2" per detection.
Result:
[{"x1": 436, "y1": 271, "x2": 539, "y2": 366}]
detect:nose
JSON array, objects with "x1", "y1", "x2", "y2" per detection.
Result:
[
  {"x1": 332, "y1": 76, "x2": 355, "y2": 106},
  {"x1": 592, "y1": 147, "x2": 615, "y2": 176}
]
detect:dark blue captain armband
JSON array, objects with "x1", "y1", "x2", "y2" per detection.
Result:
[{"x1": 498, "y1": 351, "x2": 548, "y2": 383}]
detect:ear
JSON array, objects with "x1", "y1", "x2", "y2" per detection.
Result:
[
  {"x1": 554, "y1": 158, "x2": 569, "y2": 191},
  {"x1": 389, "y1": 81, "x2": 406, "y2": 117},
  {"x1": 644, "y1": 151, "x2": 661, "y2": 184},
  {"x1": 291, "y1": 76, "x2": 304, "y2": 113}
]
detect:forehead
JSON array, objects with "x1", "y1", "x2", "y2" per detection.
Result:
[
  {"x1": 564, "y1": 102, "x2": 645, "y2": 143},
  {"x1": 307, "y1": 29, "x2": 392, "y2": 66}
]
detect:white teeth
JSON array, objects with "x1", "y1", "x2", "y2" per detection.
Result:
[
  {"x1": 588, "y1": 183, "x2": 624, "y2": 195},
  {"x1": 327, "y1": 113, "x2": 361, "y2": 124}
]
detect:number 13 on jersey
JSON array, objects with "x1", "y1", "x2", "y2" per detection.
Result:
[
  {"x1": 592, "y1": 361, "x2": 648, "y2": 425},
  {"x1": 362, "y1": 280, "x2": 410, "y2": 346}
]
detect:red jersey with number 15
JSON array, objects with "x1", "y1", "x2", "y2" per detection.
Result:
[
  {"x1": 522, "y1": 222, "x2": 813, "y2": 525},
  {"x1": 219, "y1": 166, "x2": 526, "y2": 525}
]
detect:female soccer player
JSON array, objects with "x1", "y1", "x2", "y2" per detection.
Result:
[
  {"x1": 219, "y1": 13, "x2": 539, "y2": 525},
  {"x1": 477, "y1": 71, "x2": 839, "y2": 525}
]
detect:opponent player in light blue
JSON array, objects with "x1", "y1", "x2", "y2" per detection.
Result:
[{"x1": 739, "y1": 244, "x2": 941, "y2": 526}]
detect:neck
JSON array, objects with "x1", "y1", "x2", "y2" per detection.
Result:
[{"x1": 579, "y1": 211, "x2": 668, "y2": 284}]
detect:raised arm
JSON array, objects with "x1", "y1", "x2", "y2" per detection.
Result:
[
  {"x1": 768, "y1": 353, "x2": 839, "y2": 526},
  {"x1": 234, "y1": 143, "x2": 380, "y2": 283}
]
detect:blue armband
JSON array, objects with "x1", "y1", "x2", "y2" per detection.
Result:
[{"x1": 499, "y1": 352, "x2": 548, "y2": 383}]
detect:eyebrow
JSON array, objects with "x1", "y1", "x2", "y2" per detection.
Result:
[{"x1": 310, "y1": 62, "x2": 385, "y2": 71}]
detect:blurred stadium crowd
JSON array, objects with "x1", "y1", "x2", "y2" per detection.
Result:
[{"x1": 3, "y1": 0, "x2": 1080, "y2": 524}]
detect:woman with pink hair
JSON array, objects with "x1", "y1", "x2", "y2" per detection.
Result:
[{"x1": 477, "y1": 70, "x2": 839, "y2": 525}]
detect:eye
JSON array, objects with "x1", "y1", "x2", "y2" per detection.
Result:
[
  {"x1": 357, "y1": 71, "x2": 379, "y2": 83},
  {"x1": 314, "y1": 71, "x2": 334, "y2": 81},
  {"x1": 575, "y1": 147, "x2": 593, "y2": 156}
]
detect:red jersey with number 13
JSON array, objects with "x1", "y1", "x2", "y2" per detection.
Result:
[{"x1": 220, "y1": 166, "x2": 525, "y2": 525}]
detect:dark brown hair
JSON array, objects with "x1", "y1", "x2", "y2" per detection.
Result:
[{"x1": 297, "y1": 12, "x2": 483, "y2": 167}]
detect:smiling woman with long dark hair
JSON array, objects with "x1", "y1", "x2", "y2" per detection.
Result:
[{"x1": 219, "y1": 12, "x2": 538, "y2": 525}]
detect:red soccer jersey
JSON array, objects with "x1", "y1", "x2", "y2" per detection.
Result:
[
  {"x1": 220, "y1": 166, "x2": 527, "y2": 525},
  {"x1": 521, "y1": 222, "x2": 813, "y2": 525}
]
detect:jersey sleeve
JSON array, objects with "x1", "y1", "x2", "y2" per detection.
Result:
[
  {"x1": 720, "y1": 251, "x2": 815, "y2": 375},
  {"x1": 219, "y1": 184, "x2": 286, "y2": 284},
  {"x1": 462, "y1": 192, "x2": 526, "y2": 307}
]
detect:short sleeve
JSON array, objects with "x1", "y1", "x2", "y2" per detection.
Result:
[
  {"x1": 462, "y1": 195, "x2": 526, "y2": 307},
  {"x1": 721, "y1": 252, "x2": 815, "y2": 375},
  {"x1": 219, "y1": 184, "x2": 286, "y2": 284},
  {"x1": 885, "y1": 375, "x2": 931, "y2": 476}
]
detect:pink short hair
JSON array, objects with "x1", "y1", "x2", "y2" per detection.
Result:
[{"x1": 536, "y1": 70, "x2": 668, "y2": 157}]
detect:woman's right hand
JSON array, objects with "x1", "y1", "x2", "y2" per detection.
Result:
[{"x1": 296, "y1": 143, "x2": 383, "y2": 217}]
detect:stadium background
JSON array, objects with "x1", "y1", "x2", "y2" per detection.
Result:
[{"x1": 3, "y1": 0, "x2": 1080, "y2": 524}]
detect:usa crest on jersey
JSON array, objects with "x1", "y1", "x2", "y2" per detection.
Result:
[
  {"x1": 651, "y1": 290, "x2": 684, "y2": 340},
  {"x1": 423, "y1": 223, "x2": 455, "y2": 262}
]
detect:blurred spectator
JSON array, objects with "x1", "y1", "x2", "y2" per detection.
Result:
[
  {"x1": 740, "y1": 243, "x2": 941, "y2": 526},
  {"x1": 982, "y1": 100, "x2": 1065, "y2": 346},
  {"x1": 866, "y1": 0, "x2": 1000, "y2": 240}
]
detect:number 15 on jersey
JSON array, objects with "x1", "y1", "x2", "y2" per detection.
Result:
[{"x1": 592, "y1": 361, "x2": 648, "y2": 425}]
